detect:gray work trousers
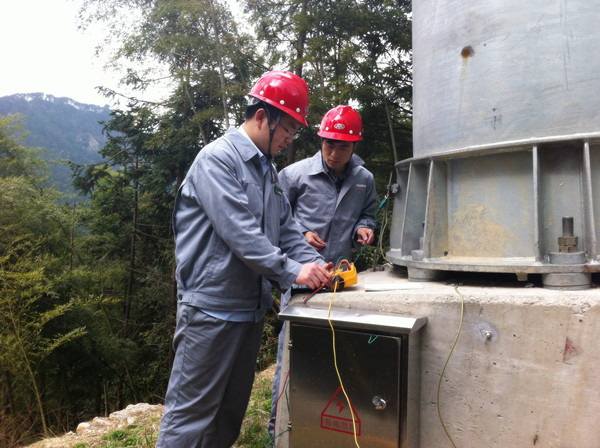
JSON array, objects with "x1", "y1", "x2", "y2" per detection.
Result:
[{"x1": 157, "y1": 303, "x2": 264, "y2": 448}]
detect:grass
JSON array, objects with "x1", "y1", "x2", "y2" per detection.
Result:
[
  {"x1": 25, "y1": 348, "x2": 276, "y2": 448},
  {"x1": 99, "y1": 425, "x2": 158, "y2": 447},
  {"x1": 25, "y1": 364, "x2": 276, "y2": 448},
  {"x1": 235, "y1": 364, "x2": 275, "y2": 448},
  {"x1": 89, "y1": 366, "x2": 274, "y2": 448}
]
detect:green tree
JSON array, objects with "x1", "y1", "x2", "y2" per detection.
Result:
[
  {"x1": 244, "y1": 0, "x2": 413, "y2": 268},
  {"x1": 72, "y1": 2, "x2": 266, "y2": 411},
  {"x1": 0, "y1": 243, "x2": 85, "y2": 437},
  {"x1": 244, "y1": 0, "x2": 413, "y2": 178},
  {"x1": 70, "y1": 106, "x2": 171, "y2": 410},
  {"x1": 81, "y1": 0, "x2": 263, "y2": 136},
  {"x1": 0, "y1": 115, "x2": 45, "y2": 180},
  {"x1": 0, "y1": 118, "x2": 86, "y2": 442}
]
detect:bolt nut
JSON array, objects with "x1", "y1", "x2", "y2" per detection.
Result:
[{"x1": 372, "y1": 396, "x2": 387, "y2": 411}]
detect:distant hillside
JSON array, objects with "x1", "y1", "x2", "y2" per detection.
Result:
[{"x1": 0, "y1": 93, "x2": 111, "y2": 194}]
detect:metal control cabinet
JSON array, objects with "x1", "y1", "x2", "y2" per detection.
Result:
[{"x1": 280, "y1": 305, "x2": 426, "y2": 448}]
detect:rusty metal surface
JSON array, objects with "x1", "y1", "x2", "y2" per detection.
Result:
[{"x1": 446, "y1": 152, "x2": 533, "y2": 258}]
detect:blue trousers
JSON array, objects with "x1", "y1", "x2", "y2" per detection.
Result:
[{"x1": 157, "y1": 303, "x2": 264, "y2": 448}]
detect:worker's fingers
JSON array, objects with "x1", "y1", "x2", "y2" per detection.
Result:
[
  {"x1": 295, "y1": 262, "x2": 331, "y2": 289},
  {"x1": 297, "y1": 271, "x2": 315, "y2": 289},
  {"x1": 309, "y1": 264, "x2": 329, "y2": 286},
  {"x1": 316, "y1": 265, "x2": 332, "y2": 286},
  {"x1": 314, "y1": 234, "x2": 327, "y2": 246},
  {"x1": 356, "y1": 227, "x2": 374, "y2": 245},
  {"x1": 305, "y1": 231, "x2": 326, "y2": 249},
  {"x1": 310, "y1": 238, "x2": 326, "y2": 250},
  {"x1": 316, "y1": 265, "x2": 331, "y2": 286}
]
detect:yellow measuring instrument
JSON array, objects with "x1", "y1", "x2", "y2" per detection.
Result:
[
  {"x1": 330, "y1": 259, "x2": 358, "y2": 291},
  {"x1": 302, "y1": 259, "x2": 358, "y2": 303}
]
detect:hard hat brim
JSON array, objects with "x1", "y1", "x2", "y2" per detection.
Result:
[{"x1": 317, "y1": 130, "x2": 362, "y2": 142}]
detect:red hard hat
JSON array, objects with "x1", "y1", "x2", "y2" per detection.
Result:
[
  {"x1": 249, "y1": 71, "x2": 309, "y2": 126},
  {"x1": 317, "y1": 105, "x2": 363, "y2": 142}
]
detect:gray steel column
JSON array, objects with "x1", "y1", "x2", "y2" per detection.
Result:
[
  {"x1": 582, "y1": 140, "x2": 597, "y2": 259},
  {"x1": 533, "y1": 145, "x2": 543, "y2": 262}
]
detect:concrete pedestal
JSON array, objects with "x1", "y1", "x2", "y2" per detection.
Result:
[{"x1": 274, "y1": 268, "x2": 600, "y2": 448}]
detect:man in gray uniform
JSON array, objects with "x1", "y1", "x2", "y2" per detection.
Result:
[
  {"x1": 157, "y1": 71, "x2": 331, "y2": 447},
  {"x1": 279, "y1": 105, "x2": 377, "y2": 263},
  {"x1": 269, "y1": 105, "x2": 377, "y2": 436}
]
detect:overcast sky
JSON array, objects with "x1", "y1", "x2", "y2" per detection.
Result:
[
  {"x1": 0, "y1": 0, "x2": 247, "y2": 107},
  {"x1": 0, "y1": 0, "x2": 123, "y2": 106}
]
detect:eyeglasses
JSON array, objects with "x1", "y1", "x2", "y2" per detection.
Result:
[{"x1": 278, "y1": 122, "x2": 301, "y2": 140}]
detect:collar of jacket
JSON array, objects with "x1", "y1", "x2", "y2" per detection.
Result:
[
  {"x1": 224, "y1": 127, "x2": 266, "y2": 163},
  {"x1": 307, "y1": 150, "x2": 365, "y2": 176}
]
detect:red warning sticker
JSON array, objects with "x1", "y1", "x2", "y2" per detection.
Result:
[{"x1": 320, "y1": 386, "x2": 361, "y2": 436}]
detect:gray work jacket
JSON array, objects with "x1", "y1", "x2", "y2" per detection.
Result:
[
  {"x1": 278, "y1": 151, "x2": 377, "y2": 263},
  {"x1": 173, "y1": 128, "x2": 322, "y2": 311}
]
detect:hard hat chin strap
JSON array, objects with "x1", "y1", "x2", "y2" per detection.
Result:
[{"x1": 264, "y1": 108, "x2": 282, "y2": 160}]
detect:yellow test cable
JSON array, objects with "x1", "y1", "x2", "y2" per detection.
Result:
[
  {"x1": 327, "y1": 277, "x2": 361, "y2": 448},
  {"x1": 436, "y1": 285, "x2": 465, "y2": 448}
]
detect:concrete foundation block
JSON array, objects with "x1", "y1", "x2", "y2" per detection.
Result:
[{"x1": 274, "y1": 269, "x2": 600, "y2": 448}]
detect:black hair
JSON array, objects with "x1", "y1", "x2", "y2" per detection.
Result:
[
  {"x1": 245, "y1": 99, "x2": 282, "y2": 124},
  {"x1": 321, "y1": 138, "x2": 359, "y2": 148}
]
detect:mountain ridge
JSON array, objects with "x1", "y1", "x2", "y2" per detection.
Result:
[
  {"x1": 0, "y1": 92, "x2": 111, "y2": 193},
  {"x1": 9, "y1": 92, "x2": 110, "y2": 114}
]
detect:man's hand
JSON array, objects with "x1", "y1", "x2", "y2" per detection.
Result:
[
  {"x1": 356, "y1": 227, "x2": 375, "y2": 245},
  {"x1": 295, "y1": 262, "x2": 331, "y2": 290},
  {"x1": 304, "y1": 231, "x2": 327, "y2": 250}
]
